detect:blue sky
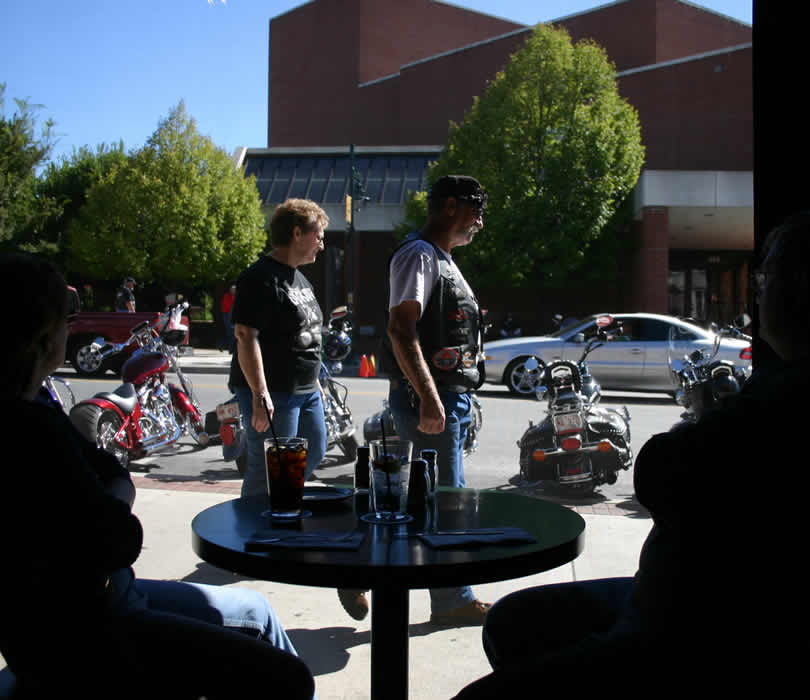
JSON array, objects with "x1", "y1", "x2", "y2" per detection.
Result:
[{"x1": 1, "y1": 1, "x2": 752, "y2": 165}]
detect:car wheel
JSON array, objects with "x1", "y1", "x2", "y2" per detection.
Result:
[
  {"x1": 504, "y1": 356, "x2": 545, "y2": 396},
  {"x1": 71, "y1": 338, "x2": 106, "y2": 377}
]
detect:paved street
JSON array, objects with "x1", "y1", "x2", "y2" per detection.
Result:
[{"x1": 56, "y1": 368, "x2": 684, "y2": 510}]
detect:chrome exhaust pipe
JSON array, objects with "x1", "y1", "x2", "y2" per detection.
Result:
[{"x1": 140, "y1": 411, "x2": 183, "y2": 454}]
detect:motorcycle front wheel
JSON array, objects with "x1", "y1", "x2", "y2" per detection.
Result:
[
  {"x1": 183, "y1": 411, "x2": 210, "y2": 447},
  {"x1": 70, "y1": 404, "x2": 129, "y2": 467}
]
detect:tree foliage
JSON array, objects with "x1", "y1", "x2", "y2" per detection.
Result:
[
  {"x1": 0, "y1": 83, "x2": 58, "y2": 250},
  {"x1": 67, "y1": 102, "x2": 266, "y2": 287},
  {"x1": 17, "y1": 142, "x2": 128, "y2": 263},
  {"x1": 429, "y1": 24, "x2": 644, "y2": 288}
]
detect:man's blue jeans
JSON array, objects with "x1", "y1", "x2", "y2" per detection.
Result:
[
  {"x1": 388, "y1": 385, "x2": 476, "y2": 613},
  {"x1": 235, "y1": 386, "x2": 328, "y2": 498}
]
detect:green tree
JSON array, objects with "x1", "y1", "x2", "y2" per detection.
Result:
[
  {"x1": 428, "y1": 23, "x2": 644, "y2": 288},
  {"x1": 67, "y1": 101, "x2": 266, "y2": 287},
  {"x1": 0, "y1": 83, "x2": 58, "y2": 250},
  {"x1": 17, "y1": 142, "x2": 128, "y2": 263}
]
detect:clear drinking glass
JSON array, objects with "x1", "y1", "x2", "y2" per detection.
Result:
[{"x1": 363, "y1": 438, "x2": 413, "y2": 524}]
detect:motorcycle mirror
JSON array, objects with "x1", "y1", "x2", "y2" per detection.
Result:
[
  {"x1": 734, "y1": 313, "x2": 751, "y2": 329},
  {"x1": 595, "y1": 315, "x2": 614, "y2": 328}
]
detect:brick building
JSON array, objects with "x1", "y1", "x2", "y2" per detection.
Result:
[{"x1": 236, "y1": 0, "x2": 752, "y2": 347}]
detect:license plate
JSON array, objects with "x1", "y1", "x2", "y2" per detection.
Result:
[
  {"x1": 216, "y1": 402, "x2": 240, "y2": 421},
  {"x1": 553, "y1": 413, "x2": 582, "y2": 433}
]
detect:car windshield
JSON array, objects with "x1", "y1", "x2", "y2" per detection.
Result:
[{"x1": 547, "y1": 314, "x2": 599, "y2": 338}]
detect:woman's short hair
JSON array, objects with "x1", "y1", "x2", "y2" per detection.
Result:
[
  {"x1": 269, "y1": 199, "x2": 329, "y2": 248},
  {"x1": 0, "y1": 253, "x2": 69, "y2": 396}
]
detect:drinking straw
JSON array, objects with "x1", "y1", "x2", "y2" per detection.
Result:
[
  {"x1": 263, "y1": 397, "x2": 285, "y2": 477},
  {"x1": 379, "y1": 413, "x2": 388, "y2": 455},
  {"x1": 379, "y1": 416, "x2": 393, "y2": 512}
]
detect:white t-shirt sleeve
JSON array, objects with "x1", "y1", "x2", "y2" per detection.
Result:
[{"x1": 388, "y1": 240, "x2": 440, "y2": 318}]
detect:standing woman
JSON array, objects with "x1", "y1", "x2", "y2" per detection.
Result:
[
  {"x1": 0, "y1": 253, "x2": 314, "y2": 699},
  {"x1": 230, "y1": 198, "x2": 329, "y2": 496}
]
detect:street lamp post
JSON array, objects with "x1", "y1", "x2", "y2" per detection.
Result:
[{"x1": 345, "y1": 143, "x2": 369, "y2": 309}]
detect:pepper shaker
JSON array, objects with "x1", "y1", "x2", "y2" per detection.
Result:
[{"x1": 407, "y1": 459, "x2": 431, "y2": 511}]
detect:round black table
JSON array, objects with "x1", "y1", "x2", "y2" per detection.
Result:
[{"x1": 191, "y1": 488, "x2": 585, "y2": 700}]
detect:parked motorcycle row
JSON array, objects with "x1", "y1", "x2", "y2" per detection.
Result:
[{"x1": 65, "y1": 302, "x2": 753, "y2": 502}]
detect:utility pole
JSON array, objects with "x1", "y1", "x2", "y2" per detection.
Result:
[{"x1": 346, "y1": 144, "x2": 355, "y2": 308}]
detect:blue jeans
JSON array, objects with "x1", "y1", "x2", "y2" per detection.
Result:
[
  {"x1": 388, "y1": 385, "x2": 476, "y2": 613},
  {"x1": 235, "y1": 386, "x2": 328, "y2": 498},
  {"x1": 99, "y1": 570, "x2": 315, "y2": 699}
]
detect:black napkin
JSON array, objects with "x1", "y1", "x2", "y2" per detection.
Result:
[
  {"x1": 418, "y1": 527, "x2": 536, "y2": 549},
  {"x1": 245, "y1": 530, "x2": 366, "y2": 551}
]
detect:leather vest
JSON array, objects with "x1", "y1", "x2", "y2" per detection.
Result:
[{"x1": 380, "y1": 237, "x2": 483, "y2": 392}]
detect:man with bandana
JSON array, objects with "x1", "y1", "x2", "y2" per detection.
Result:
[{"x1": 338, "y1": 176, "x2": 491, "y2": 626}]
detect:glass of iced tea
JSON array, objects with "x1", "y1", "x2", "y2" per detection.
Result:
[
  {"x1": 264, "y1": 437, "x2": 307, "y2": 520},
  {"x1": 363, "y1": 438, "x2": 413, "y2": 524}
]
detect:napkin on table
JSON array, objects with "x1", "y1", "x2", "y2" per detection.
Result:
[
  {"x1": 245, "y1": 530, "x2": 366, "y2": 551},
  {"x1": 418, "y1": 527, "x2": 536, "y2": 549}
]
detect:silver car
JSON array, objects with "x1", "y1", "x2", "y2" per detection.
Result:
[{"x1": 483, "y1": 313, "x2": 752, "y2": 395}]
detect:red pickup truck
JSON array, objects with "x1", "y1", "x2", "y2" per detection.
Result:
[{"x1": 66, "y1": 287, "x2": 190, "y2": 376}]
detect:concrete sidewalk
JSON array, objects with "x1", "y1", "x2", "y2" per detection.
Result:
[{"x1": 129, "y1": 477, "x2": 651, "y2": 700}]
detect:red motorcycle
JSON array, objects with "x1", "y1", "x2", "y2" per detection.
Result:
[{"x1": 70, "y1": 302, "x2": 208, "y2": 467}]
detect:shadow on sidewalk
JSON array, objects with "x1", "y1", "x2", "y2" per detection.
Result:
[{"x1": 285, "y1": 619, "x2": 445, "y2": 677}]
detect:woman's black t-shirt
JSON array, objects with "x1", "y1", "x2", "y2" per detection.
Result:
[{"x1": 228, "y1": 255, "x2": 323, "y2": 394}]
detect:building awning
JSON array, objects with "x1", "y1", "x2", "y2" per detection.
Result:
[{"x1": 241, "y1": 147, "x2": 441, "y2": 208}]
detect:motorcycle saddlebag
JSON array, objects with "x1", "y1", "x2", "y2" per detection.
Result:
[
  {"x1": 585, "y1": 409, "x2": 628, "y2": 439},
  {"x1": 519, "y1": 420, "x2": 556, "y2": 482}
]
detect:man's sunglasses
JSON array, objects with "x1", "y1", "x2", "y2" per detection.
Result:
[{"x1": 456, "y1": 192, "x2": 488, "y2": 212}]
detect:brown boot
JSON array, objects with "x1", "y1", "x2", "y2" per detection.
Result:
[
  {"x1": 430, "y1": 600, "x2": 491, "y2": 627},
  {"x1": 337, "y1": 588, "x2": 369, "y2": 621}
]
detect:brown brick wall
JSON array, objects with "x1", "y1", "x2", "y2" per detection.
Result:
[
  {"x1": 268, "y1": 0, "x2": 361, "y2": 146},
  {"x1": 619, "y1": 47, "x2": 753, "y2": 170},
  {"x1": 554, "y1": 0, "x2": 658, "y2": 70},
  {"x1": 396, "y1": 31, "x2": 528, "y2": 145},
  {"x1": 269, "y1": 0, "x2": 523, "y2": 147},
  {"x1": 356, "y1": 0, "x2": 524, "y2": 85},
  {"x1": 654, "y1": 0, "x2": 751, "y2": 63}
]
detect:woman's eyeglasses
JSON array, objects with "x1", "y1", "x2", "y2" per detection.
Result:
[{"x1": 751, "y1": 269, "x2": 767, "y2": 295}]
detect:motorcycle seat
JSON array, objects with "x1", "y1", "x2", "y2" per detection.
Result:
[{"x1": 95, "y1": 383, "x2": 138, "y2": 414}]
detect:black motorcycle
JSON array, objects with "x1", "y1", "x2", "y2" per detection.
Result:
[
  {"x1": 518, "y1": 314, "x2": 632, "y2": 497},
  {"x1": 668, "y1": 313, "x2": 752, "y2": 423}
]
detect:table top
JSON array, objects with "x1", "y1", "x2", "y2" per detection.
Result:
[{"x1": 191, "y1": 488, "x2": 585, "y2": 590}]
